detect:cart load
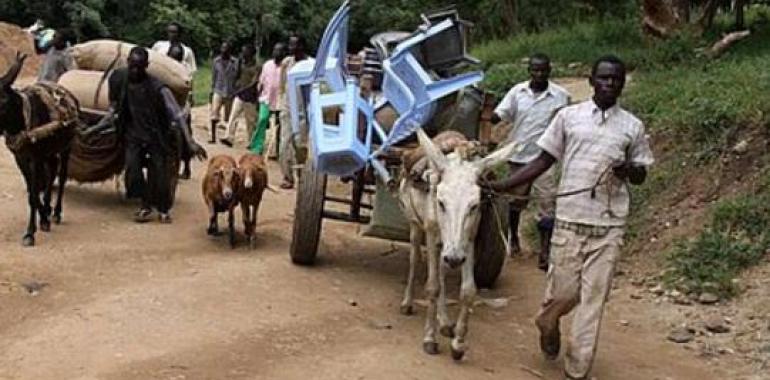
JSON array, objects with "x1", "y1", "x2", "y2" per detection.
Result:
[{"x1": 71, "y1": 39, "x2": 191, "y2": 105}]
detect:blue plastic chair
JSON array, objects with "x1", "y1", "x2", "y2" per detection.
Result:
[
  {"x1": 376, "y1": 18, "x2": 484, "y2": 150},
  {"x1": 309, "y1": 79, "x2": 387, "y2": 176},
  {"x1": 306, "y1": 0, "x2": 390, "y2": 176},
  {"x1": 286, "y1": 0, "x2": 351, "y2": 137}
]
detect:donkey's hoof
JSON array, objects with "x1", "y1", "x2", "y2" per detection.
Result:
[
  {"x1": 440, "y1": 324, "x2": 456, "y2": 338},
  {"x1": 249, "y1": 235, "x2": 258, "y2": 249},
  {"x1": 423, "y1": 342, "x2": 439, "y2": 355},
  {"x1": 399, "y1": 304, "x2": 414, "y2": 315},
  {"x1": 207, "y1": 226, "x2": 219, "y2": 236},
  {"x1": 22, "y1": 235, "x2": 35, "y2": 247},
  {"x1": 451, "y1": 347, "x2": 466, "y2": 361},
  {"x1": 40, "y1": 221, "x2": 51, "y2": 232},
  {"x1": 52, "y1": 214, "x2": 61, "y2": 224}
]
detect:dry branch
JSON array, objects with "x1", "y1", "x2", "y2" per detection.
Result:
[{"x1": 707, "y1": 30, "x2": 751, "y2": 59}]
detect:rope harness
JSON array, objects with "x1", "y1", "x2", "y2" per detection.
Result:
[{"x1": 7, "y1": 82, "x2": 81, "y2": 153}]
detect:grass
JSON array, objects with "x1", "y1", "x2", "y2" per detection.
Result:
[
  {"x1": 473, "y1": 6, "x2": 770, "y2": 298},
  {"x1": 663, "y1": 193, "x2": 770, "y2": 297},
  {"x1": 192, "y1": 63, "x2": 212, "y2": 107}
]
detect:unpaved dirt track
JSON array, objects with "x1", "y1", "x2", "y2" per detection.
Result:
[{"x1": 0, "y1": 106, "x2": 723, "y2": 380}]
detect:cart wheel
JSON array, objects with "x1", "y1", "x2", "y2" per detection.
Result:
[
  {"x1": 290, "y1": 162, "x2": 327, "y2": 265},
  {"x1": 474, "y1": 198, "x2": 508, "y2": 288}
]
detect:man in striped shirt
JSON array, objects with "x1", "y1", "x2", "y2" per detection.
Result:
[{"x1": 485, "y1": 55, "x2": 654, "y2": 380}]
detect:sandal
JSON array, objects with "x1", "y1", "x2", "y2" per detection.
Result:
[
  {"x1": 159, "y1": 213, "x2": 173, "y2": 224},
  {"x1": 279, "y1": 181, "x2": 294, "y2": 190},
  {"x1": 133, "y1": 208, "x2": 153, "y2": 223}
]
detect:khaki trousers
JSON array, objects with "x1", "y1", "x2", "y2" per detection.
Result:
[
  {"x1": 209, "y1": 93, "x2": 233, "y2": 122},
  {"x1": 225, "y1": 98, "x2": 258, "y2": 143},
  {"x1": 278, "y1": 109, "x2": 307, "y2": 184},
  {"x1": 536, "y1": 224, "x2": 624, "y2": 379}
]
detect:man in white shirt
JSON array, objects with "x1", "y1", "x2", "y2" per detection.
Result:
[
  {"x1": 485, "y1": 55, "x2": 654, "y2": 380},
  {"x1": 492, "y1": 53, "x2": 571, "y2": 270},
  {"x1": 278, "y1": 35, "x2": 312, "y2": 189},
  {"x1": 151, "y1": 22, "x2": 197, "y2": 74}
]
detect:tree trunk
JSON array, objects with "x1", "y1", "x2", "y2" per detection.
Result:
[
  {"x1": 735, "y1": 0, "x2": 746, "y2": 30},
  {"x1": 500, "y1": 0, "x2": 519, "y2": 36},
  {"x1": 674, "y1": 0, "x2": 691, "y2": 23},
  {"x1": 254, "y1": 13, "x2": 263, "y2": 57},
  {"x1": 698, "y1": 0, "x2": 720, "y2": 31},
  {"x1": 642, "y1": 0, "x2": 680, "y2": 37}
]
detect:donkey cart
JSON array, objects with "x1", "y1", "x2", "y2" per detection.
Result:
[{"x1": 286, "y1": 3, "x2": 509, "y2": 288}]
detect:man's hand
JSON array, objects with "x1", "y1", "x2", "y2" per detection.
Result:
[
  {"x1": 613, "y1": 163, "x2": 647, "y2": 185},
  {"x1": 612, "y1": 163, "x2": 631, "y2": 180},
  {"x1": 190, "y1": 142, "x2": 208, "y2": 161},
  {"x1": 477, "y1": 177, "x2": 504, "y2": 193}
]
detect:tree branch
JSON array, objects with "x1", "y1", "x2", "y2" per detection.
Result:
[{"x1": 706, "y1": 30, "x2": 751, "y2": 59}]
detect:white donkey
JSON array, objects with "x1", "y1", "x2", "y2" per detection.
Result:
[{"x1": 398, "y1": 128, "x2": 518, "y2": 360}]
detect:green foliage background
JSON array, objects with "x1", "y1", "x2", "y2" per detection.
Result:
[{"x1": 0, "y1": 0, "x2": 637, "y2": 58}]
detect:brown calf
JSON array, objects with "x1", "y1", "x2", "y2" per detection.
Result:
[
  {"x1": 237, "y1": 153, "x2": 268, "y2": 248},
  {"x1": 202, "y1": 154, "x2": 240, "y2": 248}
]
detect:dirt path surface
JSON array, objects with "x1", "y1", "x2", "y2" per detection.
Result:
[{"x1": 0, "y1": 101, "x2": 727, "y2": 380}]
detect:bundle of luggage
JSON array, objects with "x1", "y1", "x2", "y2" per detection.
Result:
[{"x1": 60, "y1": 39, "x2": 191, "y2": 183}]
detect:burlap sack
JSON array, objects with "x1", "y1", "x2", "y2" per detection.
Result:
[
  {"x1": 71, "y1": 39, "x2": 191, "y2": 103},
  {"x1": 57, "y1": 69, "x2": 110, "y2": 111}
]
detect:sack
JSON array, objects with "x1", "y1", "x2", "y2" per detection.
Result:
[
  {"x1": 71, "y1": 39, "x2": 191, "y2": 103},
  {"x1": 57, "y1": 70, "x2": 110, "y2": 112}
]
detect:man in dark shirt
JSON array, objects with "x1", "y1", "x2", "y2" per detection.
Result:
[{"x1": 108, "y1": 47, "x2": 206, "y2": 223}]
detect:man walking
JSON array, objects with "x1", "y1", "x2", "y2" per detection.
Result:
[
  {"x1": 250, "y1": 42, "x2": 286, "y2": 155},
  {"x1": 491, "y1": 53, "x2": 570, "y2": 270},
  {"x1": 37, "y1": 30, "x2": 74, "y2": 83},
  {"x1": 209, "y1": 41, "x2": 239, "y2": 144},
  {"x1": 278, "y1": 35, "x2": 311, "y2": 189},
  {"x1": 221, "y1": 44, "x2": 260, "y2": 147},
  {"x1": 484, "y1": 55, "x2": 653, "y2": 380},
  {"x1": 152, "y1": 22, "x2": 197, "y2": 74},
  {"x1": 108, "y1": 47, "x2": 207, "y2": 223}
]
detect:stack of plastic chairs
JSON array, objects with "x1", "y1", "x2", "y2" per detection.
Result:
[{"x1": 298, "y1": 1, "x2": 484, "y2": 179}]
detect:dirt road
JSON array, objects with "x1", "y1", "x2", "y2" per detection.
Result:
[{"x1": 0, "y1": 103, "x2": 726, "y2": 380}]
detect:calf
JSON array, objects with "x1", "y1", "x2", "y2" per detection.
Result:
[
  {"x1": 237, "y1": 153, "x2": 268, "y2": 248},
  {"x1": 202, "y1": 154, "x2": 240, "y2": 248}
]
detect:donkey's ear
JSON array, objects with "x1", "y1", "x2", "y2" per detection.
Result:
[
  {"x1": 0, "y1": 51, "x2": 27, "y2": 88},
  {"x1": 415, "y1": 128, "x2": 447, "y2": 172},
  {"x1": 474, "y1": 140, "x2": 521, "y2": 172}
]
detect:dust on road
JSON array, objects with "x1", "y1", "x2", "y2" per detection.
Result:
[{"x1": 0, "y1": 105, "x2": 723, "y2": 380}]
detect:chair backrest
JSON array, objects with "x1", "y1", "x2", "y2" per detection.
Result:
[{"x1": 311, "y1": 0, "x2": 350, "y2": 92}]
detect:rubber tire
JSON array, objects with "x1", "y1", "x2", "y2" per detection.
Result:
[
  {"x1": 289, "y1": 162, "x2": 327, "y2": 265},
  {"x1": 473, "y1": 198, "x2": 508, "y2": 288}
]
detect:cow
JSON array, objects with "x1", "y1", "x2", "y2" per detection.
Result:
[
  {"x1": 202, "y1": 154, "x2": 240, "y2": 248},
  {"x1": 398, "y1": 128, "x2": 518, "y2": 360},
  {"x1": 0, "y1": 52, "x2": 78, "y2": 246},
  {"x1": 237, "y1": 153, "x2": 268, "y2": 248}
]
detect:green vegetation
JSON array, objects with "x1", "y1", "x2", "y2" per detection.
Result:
[
  {"x1": 664, "y1": 192, "x2": 770, "y2": 297},
  {"x1": 0, "y1": 0, "x2": 638, "y2": 58},
  {"x1": 192, "y1": 63, "x2": 212, "y2": 107},
  {"x1": 476, "y1": 6, "x2": 770, "y2": 298}
]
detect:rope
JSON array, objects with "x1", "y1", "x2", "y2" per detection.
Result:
[{"x1": 480, "y1": 164, "x2": 631, "y2": 248}]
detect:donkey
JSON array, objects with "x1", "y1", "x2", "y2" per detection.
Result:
[
  {"x1": 0, "y1": 53, "x2": 78, "y2": 246},
  {"x1": 398, "y1": 128, "x2": 518, "y2": 360}
]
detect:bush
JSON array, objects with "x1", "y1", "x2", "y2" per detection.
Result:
[
  {"x1": 192, "y1": 63, "x2": 212, "y2": 107},
  {"x1": 664, "y1": 194, "x2": 770, "y2": 297}
]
